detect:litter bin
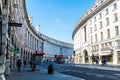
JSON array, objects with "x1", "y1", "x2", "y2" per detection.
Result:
[{"x1": 48, "y1": 64, "x2": 54, "y2": 74}]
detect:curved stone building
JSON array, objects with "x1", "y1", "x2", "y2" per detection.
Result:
[
  {"x1": 40, "y1": 33, "x2": 73, "y2": 61},
  {"x1": 72, "y1": 0, "x2": 120, "y2": 65},
  {"x1": 0, "y1": 0, "x2": 73, "y2": 79}
]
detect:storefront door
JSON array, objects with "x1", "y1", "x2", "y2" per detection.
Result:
[{"x1": 117, "y1": 51, "x2": 120, "y2": 64}]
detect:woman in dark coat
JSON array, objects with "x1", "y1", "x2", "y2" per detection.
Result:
[{"x1": 16, "y1": 59, "x2": 22, "y2": 72}]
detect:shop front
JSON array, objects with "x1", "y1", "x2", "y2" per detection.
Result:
[
  {"x1": 117, "y1": 51, "x2": 120, "y2": 64},
  {"x1": 100, "y1": 52, "x2": 113, "y2": 64},
  {"x1": 30, "y1": 51, "x2": 45, "y2": 71}
]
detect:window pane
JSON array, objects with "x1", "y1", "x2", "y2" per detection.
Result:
[{"x1": 115, "y1": 26, "x2": 119, "y2": 36}]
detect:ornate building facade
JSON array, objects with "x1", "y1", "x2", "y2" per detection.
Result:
[
  {"x1": 73, "y1": 0, "x2": 120, "y2": 65},
  {"x1": 0, "y1": 0, "x2": 73, "y2": 79}
]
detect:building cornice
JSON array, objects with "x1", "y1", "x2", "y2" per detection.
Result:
[
  {"x1": 72, "y1": 0, "x2": 114, "y2": 40},
  {"x1": 40, "y1": 33, "x2": 73, "y2": 48},
  {"x1": 22, "y1": 0, "x2": 44, "y2": 41}
]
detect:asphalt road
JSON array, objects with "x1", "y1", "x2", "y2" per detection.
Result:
[{"x1": 55, "y1": 66, "x2": 120, "y2": 80}]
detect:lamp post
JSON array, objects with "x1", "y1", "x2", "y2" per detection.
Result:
[{"x1": 73, "y1": 51, "x2": 75, "y2": 66}]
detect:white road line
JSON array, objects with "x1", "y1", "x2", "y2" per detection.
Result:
[{"x1": 114, "y1": 74, "x2": 120, "y2": 76}]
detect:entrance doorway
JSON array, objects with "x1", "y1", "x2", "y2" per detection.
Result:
[{"x1": 83, "y1": 50, "x2": 88, "y2": 63}]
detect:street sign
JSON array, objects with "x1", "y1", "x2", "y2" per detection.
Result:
[
  {"x1": 8, "y1": 22, "x2": 22, "y2": 27},
  {"x1": 13, "y1": 50, "x2": 19, "y2": 54}
]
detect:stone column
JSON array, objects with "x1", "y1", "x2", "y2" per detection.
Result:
[
  {"x1": 0, "y1": 5, "x2": 9, "y2": 80},
  {"x1": 113, "y1": 41, "x2": 118, "y2": 64}
]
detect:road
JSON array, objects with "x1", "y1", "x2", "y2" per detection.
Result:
[{"x1": 55, "y1": 65, "x2": 120, "y2": 80}]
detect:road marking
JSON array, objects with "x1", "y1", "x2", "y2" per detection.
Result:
[
  {"x1": 86, "y1": 72, "x2": 104, "y2": 77},
  {"x1": 114, "y1": 74, "x2": 120, "y2": 76}
]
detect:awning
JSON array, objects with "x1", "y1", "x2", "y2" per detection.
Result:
[
  {"x1": 33, "y1": 52, "x2": 45, "y2": 56},
  {"x1": 100, "y1": 52, "x2": 112, "y2": 56}
]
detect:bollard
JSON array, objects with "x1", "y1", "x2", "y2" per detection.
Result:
[{"x1": 48, "y1": 64, "x2": 54, "y2": 74}]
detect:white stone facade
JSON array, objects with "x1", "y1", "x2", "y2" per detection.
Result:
[
  {"x1": 73, "y1": 0, "x2": 120, "y2": 65},
  {"x1": 40, "y1": 33, "x2": 73, "y2": 60}
]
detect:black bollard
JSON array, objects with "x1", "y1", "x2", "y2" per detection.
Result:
[{"x1": 48, "y1": 64, "x2": 54, "y2": 74}]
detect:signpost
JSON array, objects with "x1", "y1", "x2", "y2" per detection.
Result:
[{"x1": 8, "y1": 22, "x2": 22, "y2": 27}]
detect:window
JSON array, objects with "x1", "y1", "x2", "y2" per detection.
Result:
[
  {"x1": 84, "y1": 26, "x2": 87, "y2": 42},
  {"x1": 115, "y1": 26, "x2": 119, "y2": 36},
  {"x1": 97, "y1": 45, "x2": 99, "y2": 51},
  {"x1": 94, "y1": 17, "x2": 96, "y2": 22},
  {"x1": 106, "y1": 18, "x2": 109, "y2": 26},
  {"x1": 105, "y1": 43, "x2": 108, "y2": 48},
  {"x1": 100, "y1": 21, "x2": 102, "y2": 29},
  {"x1": 90, "y1": 20, "x2": 92, "y2": 25},
  {"x1": 113, "y1": 3, "x2": 117, "y2": 10},
  {"x1": 101, "y1": 44, "x2": 104, "y2": 50},
  {"x1": 105, "y1": 8, "x2": 108, "y2": 15},
  {"x1": 99, "y1": 13, "x2": 102, "y2": 19},
  {"x1": 94, "y1": 24, "x2": 97, "y2": 31},
  {"x1": 91, "y1": 36, "x2": 93, "y2": 43},
  {"x1": 114, "y1": 13, "x2": 118, "y2": 22},
  {"x1": 107, "y1": 29, "x2": 110, "y2": 38},
  {"x1": 100, "y1": 32, "x2": 103, "y2": 41},
  {"x1": 90, "y1": 27, "x2": 92, "y2": 33},
  {"x1": 95, "y1": 34, "x2": 97, "y2": 42},
  {"x1": 4, "y1": 0, "x2": 8, "y2": 5}
]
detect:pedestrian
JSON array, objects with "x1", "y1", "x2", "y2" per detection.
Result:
[
  {"x1": 16, "y1": 59, "x2": 22, "y2": 72},
  {"x1": 101, "y1": 58, "x2": 104, "y2": 65},
  {"x1": 23, "y1": 59, "x2": 27, "y2": 67},
  {"x1": 29, "y1": 60, "x2": 32, "y2": 68},
  {"x1": 92, "y1": 54, "x2": 94, "y2": 65}
]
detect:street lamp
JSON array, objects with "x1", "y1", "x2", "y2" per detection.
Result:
[{"x1": 73, "y1": 51, "x2": 75, "y2": 66}]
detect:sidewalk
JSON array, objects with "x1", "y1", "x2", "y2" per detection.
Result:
[{"x1": 6, "y1": 66, "x2": 84, "y2": 80}]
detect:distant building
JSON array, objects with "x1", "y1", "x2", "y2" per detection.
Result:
[{"x1": 40, "y1": 33, "x2": 73, "y2": 61}]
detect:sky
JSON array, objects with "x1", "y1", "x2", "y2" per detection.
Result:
[{"x1": 26, "y1": 0, "x2": 96, "y2": 44}]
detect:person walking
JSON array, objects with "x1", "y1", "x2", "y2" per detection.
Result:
[
  {"x1": 23, "y1": 59, "x2": 27, "y2": 67},
  {"x1": 16, "y1": 59, "x2": 22, "y2": 72}
]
